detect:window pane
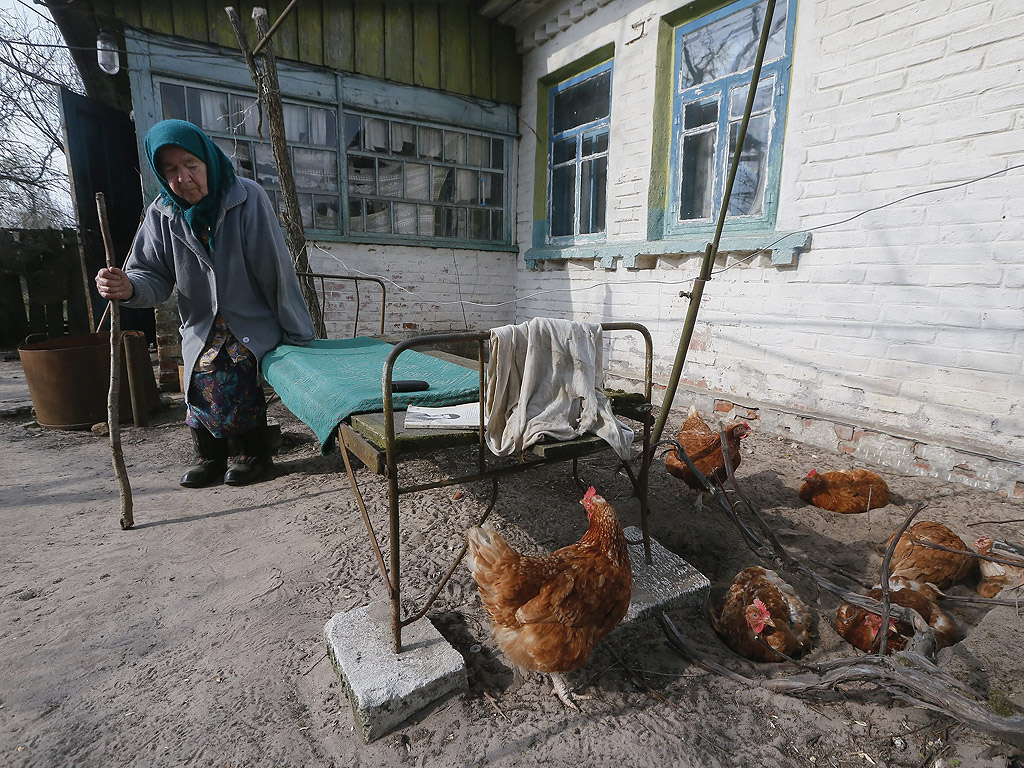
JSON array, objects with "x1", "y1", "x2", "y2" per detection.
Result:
[
  {"x1": 550, "y1": 164, "x2": 575, "y2": 237},
  {"x1": 230, "y1": 94, "x2": 260, "y2": 137},
  {"x1": 684, "y1": 99, "x2": 718, "y2": 129},
  {"x1": 293, "y1": 148, "x2": 338, "y2": 192},
  {"x1": 729, "y1": 76, "x2": 775, "y2": 118},
  {"x1": 455, "y1": 169, "x2": 478, "y2": 204},
  {"x1": 444, "y1": 132, "x2": 467, "y2": 164},
  {"x1": 581, "y1": 130, "x2": 608, "y2": 157},
  {"x1": 298, "y1": 192, "x2": 313, "y2": 229},
  {"x1": 490, "y1": 210, "x2": 503, "y2": 241},
  {"x1": 254, "y1": 143, "x2": 279, "y2": 187},
  {"x1": 160, "y1": 83, "x2": 186, "y2": 120},
  {"x1": 348, "y1": 199, "x2": 364, "y2": 232},
  {"x1": 348, "y1": 156, "x2": 376, "y2": 195},
  {"x1": 378, "y1": 161, "x2": 404, "y2": 197},
  {"x1": 580, "y1": 155, "x2": 607, "y2": 235},
  {"x1": 679, "y1": 0, "x2": 788, "y2": 89},
  {"x1": 364, "y1": 118, "x2": 389, "y2": 151},
  {"x1": 313, "y1": 195, "x2": 340, "y2": 229},
  {"x1": 679, "y1": 130, "x2": 716, "y2": 220},
  {"x1": 394, "y1": 202, "x2": 418, "y2": 234},
  {"x1": 405, "y1": 163, "x2": 431, "y2": 200},
  {"x1": 553, "y1": 69, "x2": 611, "y2": 134},
  {"x1": 187, "y1": 88, "x2": 230, "y2": 133},
  {"x1": 344, "y1": 114, "x2": 362, "y2": 149},
  {"x1": 432, "y1": 167, "x2": 453, "y2": 202},
  {"x1": 365, "y1": 200, "x2": 391, "y2": 233},
  {"x1": 392, "y1": 122, "x2": 416, "y2": 156},
  {"x1": 212, "y1": 138, "x2": 254, "y2": 179},
  {"x1": 470, "y1": 209, "x2": 489, "y2": 240},
  {"x1": 481, "y1": 172, "x2": 503, "y2": 207},
  {"x1": 283, "y1": 104, "x2": 308, "y2": 142},
  {"x1": 552, "y1": 137, "x2": 576, "y2": 166},
  {"x1": 728, "y1": 114, "x2": 769, "y2": 216},
  {"x1": 490, "y1": 138, "x2": 505, "y2": 170},
  {"x1": 309, "y1": 107, "x2": 336, "y2": 146},
  {"x1": 467, "y1": 134, "x2": 489, "y2": 166},
  {"x1": 419, "y1": 127, "x2": 443, "y2": 159}
]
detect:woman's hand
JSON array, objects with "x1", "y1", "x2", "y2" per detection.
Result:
[{"x1": 95, "y1": 267, "x2": 134, "y2": 301}]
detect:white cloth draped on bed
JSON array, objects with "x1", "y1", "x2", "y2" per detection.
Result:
[{"x1": 484, "y1": 317, "x2": 633, "y2": 460}]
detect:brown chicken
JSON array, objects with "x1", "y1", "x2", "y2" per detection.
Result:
[
  {"x1": 836, "y1": 578, "x2": 956, "y2": 653},
  {"x1": 886, "y1": 521, "x2": 974, "y2": 589},
  {"x1": 465, "y1": 486, "x2": 632, "y2": 708},
  {"x1": 976, "y1": 537, "x2": 1024, "y2": 598},
  {"x1": 798, "y1": 468, "x2": 890, "y2": 513},
  {"x1": 664, "y1": 406, "x2": 750, "y2": 490},
  {"x1": 712, "y1": 566, "x2": 813, "y2": 663}
]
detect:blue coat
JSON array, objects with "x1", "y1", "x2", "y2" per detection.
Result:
[{"x1": 122, "y1": 176, "x2": 316, "y2": 405}]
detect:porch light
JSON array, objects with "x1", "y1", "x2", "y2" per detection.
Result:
[{"x1": 96, "y1": 28, "x2": 120, "y2": 75}]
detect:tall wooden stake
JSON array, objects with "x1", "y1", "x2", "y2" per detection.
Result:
[
  {"x1": 225, "y1": 5, "x2": 325, "y2": 338},
  {"x1": 96, "y1": 192, "x2": 134, "y2": 530}
]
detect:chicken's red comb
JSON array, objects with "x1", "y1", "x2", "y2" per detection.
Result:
[
  {"x1": 584, "y1": 486, "x2": 598, "y2": 501},
  {"x1": 806, "y1": 469, "x2": 818, "y2": 477},
  {"x1": 752, "y1": 598, "x2": 768, "y2": 613}
]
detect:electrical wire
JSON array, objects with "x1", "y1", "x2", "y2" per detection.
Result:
[{"x1": 307, "y1": 159, "x2": 1022, "y2": 309}]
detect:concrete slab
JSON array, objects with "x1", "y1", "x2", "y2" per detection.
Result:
[
  {"x1": 323, "y1": 601, "x2": 467, "y2": 743},
  {"x1": 623, "y1": 525, "x2": 710, "y2": 624}
]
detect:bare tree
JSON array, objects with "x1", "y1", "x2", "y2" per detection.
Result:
[{"x1": 0, "y1": 6, "x2": 82, "y2": 228}]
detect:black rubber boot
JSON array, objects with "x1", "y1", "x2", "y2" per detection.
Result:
[
  {"x1": 180, "y1": 427, "x2": 228, "y2": 488},
  {"x1": 223, "y1": 426, "x2": 273, "y2": 486}
]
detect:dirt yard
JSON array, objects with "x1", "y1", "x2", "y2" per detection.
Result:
[{"x1": 1, "y1": 358, "x2": 1022, "y2": 768}]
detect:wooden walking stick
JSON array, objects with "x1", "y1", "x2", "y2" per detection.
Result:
[{"x1": 96, "y1": 192, "x2": 134, "y2": 530}]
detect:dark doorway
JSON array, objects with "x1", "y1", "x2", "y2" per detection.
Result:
[{"x1": 59, "y1": 87, "x2": 154, "y2": 345}]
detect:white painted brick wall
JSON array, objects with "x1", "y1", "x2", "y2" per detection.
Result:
[
  {"x1": 305, "y1": 242, "x2": 517, "y2": 337},
  {"x1": 509, "y1": 0, "x2": 1024, "y2": 495}
]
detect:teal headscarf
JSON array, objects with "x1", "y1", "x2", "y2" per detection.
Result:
[{"x1": 144, "y1": 119, "x2": 236, "y2": 245}]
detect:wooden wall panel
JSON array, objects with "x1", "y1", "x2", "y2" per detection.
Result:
[
  {"x1": 323, "y1": 3, "x2": 355, "y2": 72},
  {"x1": 439, "y1": 2, "x2": 472, "y2": 96},
  {"x1": 384, "y1": 1, "x2": 413, "y2": 85},
  {"x1": 354, "y1": 3, "x2": 385, "y2": 80},
  {"x1": 470, "y1": 11, "x2": 492, "y2": 101},
  {"x1": 412, "y1": 3, "x2": 440, "y2": 91},
  {"x1": 172, "y1": 0, "x2": 208, "y2": 43},
  {"x1": 205, "y1": 0, "x2": 236, "y2": 48},
  {"x1": 490, "y1": 23, "x2": 520, "y2": 105},
  {"x1": 296, "y1": 0, "x2": 325, "y2": 67},
  {"x1": 265, "y1": 0, "x2": 299, "y2": 60}
]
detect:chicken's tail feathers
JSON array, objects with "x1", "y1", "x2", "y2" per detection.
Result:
[{"x1": 466, "y1": 523, "x2": 515, "y2": 574}]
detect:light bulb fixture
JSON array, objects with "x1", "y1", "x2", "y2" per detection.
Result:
[{"x1": 96, "y1": 28, "x2": 120, "y2": 75}]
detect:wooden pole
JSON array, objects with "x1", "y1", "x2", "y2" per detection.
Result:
[
  {"x1": 96, "y1": 192, "x2": 134, "y2": 530},
  {"x1": 251, "y1": 0, "x2": 300, "y2": 56},
  {"x1": 225, "y1": 6, "x2": 326, "y2": 338}
]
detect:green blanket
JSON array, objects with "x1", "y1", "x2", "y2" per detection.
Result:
[{"x1": 263, "y1": 337, "x2": 479, "y2": 454}]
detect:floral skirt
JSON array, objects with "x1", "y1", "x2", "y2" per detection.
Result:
[{"x1": 184, "y1": 344, "x2": 266, "y2": 438}]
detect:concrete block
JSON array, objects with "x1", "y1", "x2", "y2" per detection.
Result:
[
  {"x1": 623, "y1": 526, "x2": 710, "y2": 624},
  {"x1": 324, "y1": 601, "x2": 468, "y2": 743}
]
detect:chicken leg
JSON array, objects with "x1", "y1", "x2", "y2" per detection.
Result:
[{"x1": 550, "y1": 672, "x2": 590, "y2": 710}]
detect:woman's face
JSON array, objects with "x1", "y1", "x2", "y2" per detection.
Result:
[{"x1": 157, "y1": 146, "x2": 208, "y2": 205}]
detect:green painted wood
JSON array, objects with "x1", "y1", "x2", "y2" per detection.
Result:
[
  {"x1": 172, "y1": 0, "x2": 209, "y2": 44},
  {"x1": 205, "y1": 0, "x2": 236, "y2": 49},
  {"x1": 296, "y1": 0, "x2": 324, "y2": 67},
  {"x1": 439, "y1": 2, "x2": 471, "y2": 96},
  {"x1": 108, "y1": 0, "x2": 142, "y2": 29},
  {"x1": 354, "y1": 3, "x2": 385, "y2": 80},
  {"x1": 323, "y1": 2, "x2": 355, "y2": 72},
  {"x1": 140, "y1": 1, "x2": 173, "y2": 36},
  {"x1": 470, "y1": 12, "x2": 492, "y2": 101},
  {"x1": 350, "y1": 412, "x2": 478, "y2": 456},
  {"x1": 412, "y1": 2, "x2": 440, "y2": 90},
  {"x1": 490, "y1": 23, "x2": 519, "y2": 105},
  {"x1": 384, "y1": 1, "x2": 414, "y2": 85},
  {"x1": 265, "y1": 0, "x2": 299, "y2": 61}
]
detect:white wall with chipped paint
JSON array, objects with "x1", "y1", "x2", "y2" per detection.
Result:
[{"x1": 510, "y1": 0, "x2": 1024, "y2": 497}]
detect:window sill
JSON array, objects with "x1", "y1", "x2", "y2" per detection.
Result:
[
  {"x1": 524, "y1": 231, "x2": 811, "y2": 269},
  {"x1": 308, "y1": 230, "x2": 518, "y2": 253}
]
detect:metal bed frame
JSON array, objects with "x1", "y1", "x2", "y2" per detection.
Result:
[{"x1": 293, "y1": 273, "x2": 655, "y2": 653}]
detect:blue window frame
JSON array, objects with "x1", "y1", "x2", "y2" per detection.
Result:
[
  {"x1": 668, "y1": 0, "x2": 795, "y2": 234},
  {"x1": 548, "y1": 61, "x2": 612, "y2": 242}
]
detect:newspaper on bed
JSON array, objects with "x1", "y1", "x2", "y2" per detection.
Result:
[{"x1": 404, "y1": 402, "x2": 484, "y2": 430}]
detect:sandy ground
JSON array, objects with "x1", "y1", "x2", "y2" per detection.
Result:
[{"x1": 1, "y1": 358, "x2": 1022, "y2": 768}]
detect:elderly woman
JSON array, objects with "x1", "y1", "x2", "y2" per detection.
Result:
[{"x1": 96, "y1": 119, "x2": 315, "y2": 488}]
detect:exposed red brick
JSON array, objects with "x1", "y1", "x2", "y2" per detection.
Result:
[
  {"x1": 914, "y1": 461, "x2": 930, "y2": 471},
  {"x1": 714, "y1": 400, "x2": 733, "y2": 413},
  {"x1": 1014, "y1": 482, "x2": 1024, "y2": 499},
  {"x1": 839, "y1": 444, "x2": 855, "y2": 454},
  {"x1": 834, "y1": 425, "x2": 854, "y2": 441},
  {"x1": 402, "y1": 322, "x2": 418, "y2": 330}
]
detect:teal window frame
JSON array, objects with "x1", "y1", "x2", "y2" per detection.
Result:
[
  {"x1": 666, "y1": 0, "x2": 796, "y2": 238},
  {"x1": 547, "y1": 60, "x2": 612, "y2": 245},
  {"x1": 125, "y1": 30, "x2": 517, "y2": 251}
]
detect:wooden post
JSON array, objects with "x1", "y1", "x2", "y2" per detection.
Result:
[
  {"x1": 96, "y1": 192, "x2": 134, "y2": 530},
  {"x1": 225, "y1": 6, "x2": 326, "y2": 338}
]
